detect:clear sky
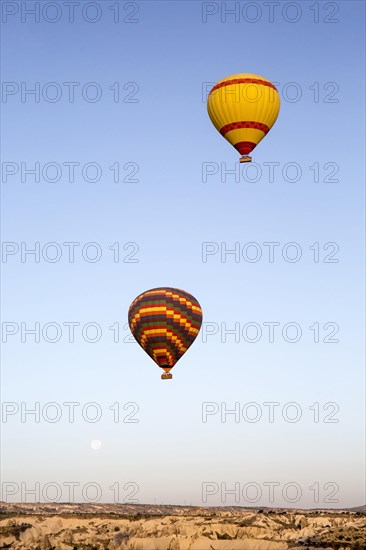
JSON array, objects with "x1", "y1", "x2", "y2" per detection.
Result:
[{"x1": 1, "y1": 0, "x2": 365, "y2": 509}]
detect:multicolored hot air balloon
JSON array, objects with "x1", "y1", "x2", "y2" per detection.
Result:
[
  {"x1": 207, "y1": 73, "x2": 280, "y2": 163},
  {"x1": 128, "y1": 287, "x2": 203, "y2": 379}
]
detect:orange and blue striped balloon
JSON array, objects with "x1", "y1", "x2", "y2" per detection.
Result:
[
  {"x1": 128, "y1": 287, "x2": 203, "y2": 379},
  {"x1": 207, "y1": 73, "x2": 280, "y2": 162}
]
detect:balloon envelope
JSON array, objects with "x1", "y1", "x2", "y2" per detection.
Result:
[
  {"x1": 128, "y1": 287, "x2": 203, "y2": 379},
  {"x1": 207, "y1": 73, "x2": 280, "y2": 162}
]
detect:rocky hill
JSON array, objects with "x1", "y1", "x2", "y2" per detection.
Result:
[{"x1": 0, "y1": 503, "x2": 365, "y2": 549}]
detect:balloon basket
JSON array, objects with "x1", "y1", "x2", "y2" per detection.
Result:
[
  {"x1": 240, "y1": 156, "x2": 252, "y2": 163},
  {"x1": 161, "y1": 373, "x2": 173, "y2": 380}
]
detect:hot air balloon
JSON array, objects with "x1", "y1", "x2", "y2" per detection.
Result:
[
  {"x1": 128, "y1": 287, "x2": 203, "y2": 379},
  {"x1": 207, "y1": 73, "x2": 280, "y2": 163}
]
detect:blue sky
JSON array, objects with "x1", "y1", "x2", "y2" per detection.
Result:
[{"x1": 1, "y1": 0, "x2": 365, "y2": 508}]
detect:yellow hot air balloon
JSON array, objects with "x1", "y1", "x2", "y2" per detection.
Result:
[{"x1": 207, "y1": 73, "x2": 280, "y2": 163}]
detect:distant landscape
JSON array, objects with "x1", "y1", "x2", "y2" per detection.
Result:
[{"x1": 0, "y1": 502, "x2": 365, "y2": 549}]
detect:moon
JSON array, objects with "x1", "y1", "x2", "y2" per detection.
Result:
[{"x1": 90, "y1": 440, "x2": 102, "y2": 450}]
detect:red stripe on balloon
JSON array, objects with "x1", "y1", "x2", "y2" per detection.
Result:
[
  {"x1": 220, "y1": 121, "x2": 270, "y2": 137},
  {"x1": 210, "y1": 78, "x2": 277, "y2": 94}
]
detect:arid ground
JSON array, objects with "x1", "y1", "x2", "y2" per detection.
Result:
[{"x1": 0, "y1": 503, "x2": 365, "y2": 549}]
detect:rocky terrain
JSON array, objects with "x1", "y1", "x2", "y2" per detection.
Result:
[{"x1": 0, "y1": 503, "x2": 365, "y2": 549}]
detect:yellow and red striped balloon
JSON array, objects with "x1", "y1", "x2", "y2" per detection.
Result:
[
  {"x1": 207, "y1": 73, "x2": 280, "y2": 162},
  {"x1": 128, "y1": 287, "x2": 203, "y2": 380}
]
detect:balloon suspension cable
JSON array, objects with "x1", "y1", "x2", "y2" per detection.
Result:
[{"x1": 239, "y1": 155, "x2": 252, "y2": 163}]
